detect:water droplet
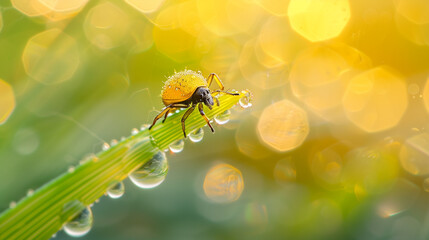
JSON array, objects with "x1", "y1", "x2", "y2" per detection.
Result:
[
  {"x1": 149, "y1": 135, "x2": 160, "y2": 149},
  {"x1": 95, "y1": 199, "x2": 99, "y2": 203},
  {"x1": 238, "y1": 90, "x2": 252, "y2": 108},
  {"x1": 215, "y1": 110, "x2": 231, "y2": 125},
  {"x1": 140, "y1": 124, "x2": 149, "y2": 131},
  {"x1": 107, "y1": 181, "x2": 125, "y2": 199},
  {"x1": 27, "y1": 189, "x2": 34, "y2": 196},
  {"x1": 169, "y1": 139, "x2": 184, "y2": 153},
  {"x1": 131, "y1": 128, "x2": 139, "y2": 135},
  {"x1": 189, "y1": 128, "x2": 204, "y2": 143},
  {"x1": 129, "y1": 151, "x2": 168, "y2": 189},
  {"x1": 9, "y1": 201, "x2": 16, "y2": 208},
  {"x1": 110, "y1": 139, "x2": 118, "y2": 146},
  {"x1": 102, "y1": 142, "x2": 110, "y2": 151},
  {"x1": 239, "y1": 96, "x2": 252, "y2": 108},
  {"x1": 52, "y1": 233, "x2": 57, "y2": 238},
  {"x1": 64, "y1": 207, "x2": 93, "y2": 237},
  {"x1": 175, "y1": 109, "x2": 180, "y2": 113},
  {"x1": 120, "y1": 136, "x2": 126, "y2": 141},
  {"x1": 68, "y1": 166, "x2": 75, "y2": 173}
]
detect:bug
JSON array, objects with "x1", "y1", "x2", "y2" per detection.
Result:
[{"x1": 149, "y1": 70, "x2": 239, "y2": 138}]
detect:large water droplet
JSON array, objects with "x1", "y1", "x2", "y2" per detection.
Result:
[
  {"x1": 9, "y1": 201, "x2": 16, "y2": 208},
  {"x1": 107, "y1": 181, "x2": 125, "y2": 199},
  {"x1": 214, "y1": 110, "x2": 231, "y2": 125},
  {"x1": 64, "y1": 207, "x2": 93, "y2": 237},
  {"x1": 189, "y1": 128, "x2": 204, "y2": 143},
  {"x1": 129, "y1": 151, "x2": 168, "y2": 189},
  {"x1": 169, "y1": 139, "x2": 184, "y2": 153}
]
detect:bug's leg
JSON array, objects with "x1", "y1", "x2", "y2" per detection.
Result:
[
  {"x1": 162, "y1": 109, "x2": 171, "y2": 123},
  {"x1": 198, "y1": 103, "x2": 214, "y2": 133},
  {"x1": 206, "y1": 73, "x2": 224, "y2": 90},
  {"x1": 214, "y1": 96, "x2": 220, "y2": 106},
  {"x1": 149, "y1": 106, "x2": 172, "y2": 130},
  {"x1": 181, "y1": 104, "x2": 196, "y2": 138},
  {"x1": 212, "y1": 89, "x2": 239, "y2": 96},
  {"x1": 150, "y1": 104, "x2": 188, "y2": 129}
]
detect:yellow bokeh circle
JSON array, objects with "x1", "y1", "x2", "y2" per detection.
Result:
[
  {"x1": 289, "y1": 44, "x2": 372, "y2": 122},
  {"x1": 288, "y1": 0, "x2": 351, "y2": 42},
  {"x1": 342, "y1": 66, "x2": 408, "y2": 132},
  {"x1": 0, "y1": 79, "x2": 16, "y2": 125},
  {"x1": 84, "y1": 2, "x2": 130, "y2": 50},
  {"x1": 257, "y1": 99, "x2": 310, "y2": 152},
  {"x1": 22, "y1": 28, "x2": 80, "y2": 84},
  {"x1": 422, "y1": 76, "x2": 429, "y2": 112},
  {"x1": 203, "y1": 163, "x2": 244, "y2": 203}
]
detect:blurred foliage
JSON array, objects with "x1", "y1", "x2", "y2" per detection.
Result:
[{"x1": 1, "y1": 0, "x2": 429, "y2": 239}]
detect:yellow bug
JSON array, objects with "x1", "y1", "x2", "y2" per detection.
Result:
[{"x1": 149, "y1": 70, "x2": 239, "y2": 138}]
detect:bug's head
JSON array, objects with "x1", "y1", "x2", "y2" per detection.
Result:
[{"x1": 195, "y1": 87, "x2": 214, "y2": 109}]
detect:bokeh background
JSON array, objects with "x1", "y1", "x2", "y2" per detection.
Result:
[{"x1": 1, "y1": 0, "x2": 429, "y2": 239}]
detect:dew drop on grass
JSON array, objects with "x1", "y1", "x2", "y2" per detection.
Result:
[
  {"x1": 189, "y1": 128, "x2": 204, "y2": 142},
  {"x1": 131, "y1": 128, "x2": 139, "y2": 135},
  {"x1": 140, "y1": 124, "x2": 149, "y2": 131},
  {"x1": 107, "y1": 181, "x2": 125, "y2": 199},
  {"x1": 64, "y1": 207, "x2": 93, "y2": 237},
  {"x1": 169, "y1": 139, "x2": 184, "y2": 153},
  {"x1": 239, "y1": 97, "x2": 252, "y2": 108},
  {"x1": 27, "y1": 189, "x2": 34, "y2": 196},
  {"x1": 129, "y1": 151, "x2": 168, "y2": 189},
  {"x1": 239, "y1": 91, "x2": 252, "y2": 108},
  {"x1": 215, "y1": 110, "x2": 231, "y2": 125},
  {"x1": 110, "y1": 139, "x2": 118, "y2": 146},
  {"x1": 68, "y1": 166, "x2": 75, "y2": 173},
  {"x1": 102, "y1": 142, "x2": 110, "y2": 151},
  {"x1": 9, "y1": 201, "x2": 16, "y2": 208}
]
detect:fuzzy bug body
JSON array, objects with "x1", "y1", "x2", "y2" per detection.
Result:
[
  {"x1": 150, "y1": 70, "x2": 239, "y2": 138},
  {"x1": 161, "y1": 70, "x2": 207, "y2": 106}
]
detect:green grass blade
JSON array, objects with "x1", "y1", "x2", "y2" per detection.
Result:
[{"x1": 0, "y1": 91, "x2": 248, "y2": 240}]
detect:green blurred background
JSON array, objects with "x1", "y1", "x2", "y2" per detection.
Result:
[{"x1": 2, "y1": 0, "x2": 429, "y2": 239}]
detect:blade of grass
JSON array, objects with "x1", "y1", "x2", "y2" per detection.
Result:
[{"x1": 0, "y1": 91, "x2": 249, "y2": 240}]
